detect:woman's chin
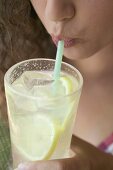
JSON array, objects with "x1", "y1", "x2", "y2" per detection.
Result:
[{"x1": 63, "y1": 45, "x2": 102, "y2": 61}]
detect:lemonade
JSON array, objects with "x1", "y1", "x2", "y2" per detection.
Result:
[{"x1": 4, "y1": 59, "x2": 83, "y2": 170}]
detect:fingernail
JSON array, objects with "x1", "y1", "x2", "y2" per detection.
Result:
[{"x1": 17, "y1": 163, "x2": 28, "y2": 170}]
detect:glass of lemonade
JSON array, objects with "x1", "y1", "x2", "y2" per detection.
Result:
[{"x1": 4, "y1": 58, "x2": 83, "y2": 170}]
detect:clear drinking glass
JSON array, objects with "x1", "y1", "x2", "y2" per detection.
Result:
[{"x1": 4, "y1": 59, "x2": 83, "y2": 170}]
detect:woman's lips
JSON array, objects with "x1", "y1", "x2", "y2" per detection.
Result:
[{"x1": 51, "y1": 35, "x2": 76, "y2": 48}]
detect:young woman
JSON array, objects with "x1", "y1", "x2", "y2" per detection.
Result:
[
  {"x1": 1, "y1": 0, "x2": 113, "y2": 170},
  {"x1": 29, "y1": 0, "x2": 113, "y2": 148}
]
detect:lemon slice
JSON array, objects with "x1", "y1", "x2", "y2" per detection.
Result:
[
  {"x1": 59, "y1": 75, "x2": 80, "y2": 130},
  {"x1": 12, "y1": 114, "x2": 61, "y2": 161},
  {"x1": 60, "y1": 76, "x2": 74, "y2": 95}
]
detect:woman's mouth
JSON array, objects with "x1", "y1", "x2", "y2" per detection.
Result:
[{"x1": 51, "y1": 35, "x2": 76, "y2": 48}]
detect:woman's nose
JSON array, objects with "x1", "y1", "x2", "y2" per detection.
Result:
[{"x1": 45, "y1": 0, "x2": 75, "y2": 22}]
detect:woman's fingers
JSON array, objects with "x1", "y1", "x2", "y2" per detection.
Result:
[{"x1": 17, "y1": 135, "x2": 113, "y2": 170}]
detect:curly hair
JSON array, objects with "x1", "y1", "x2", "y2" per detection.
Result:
[{"x1": 0, "y1": 0, "x2": 56, "y2": 120}]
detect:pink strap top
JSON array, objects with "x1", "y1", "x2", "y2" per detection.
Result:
[{"x1": 98, "y1": 133, "x2": 113, "y2": 154}]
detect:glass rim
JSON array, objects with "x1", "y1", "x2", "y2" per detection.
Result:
[{"x1": 4, "y1": 58, "x2": 83, "y2": 100}]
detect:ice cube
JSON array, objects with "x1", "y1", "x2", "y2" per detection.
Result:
[
  {"x1": 12, "y1": 83, "x2": 37, "y2": 112},
  {"x1": 23, "y1": 71, "x2": 54, "y2": 90}
]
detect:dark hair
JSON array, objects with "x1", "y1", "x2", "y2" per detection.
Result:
[{"x1": 0, "y1": 0, "x2": 56, "y2": 119}]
